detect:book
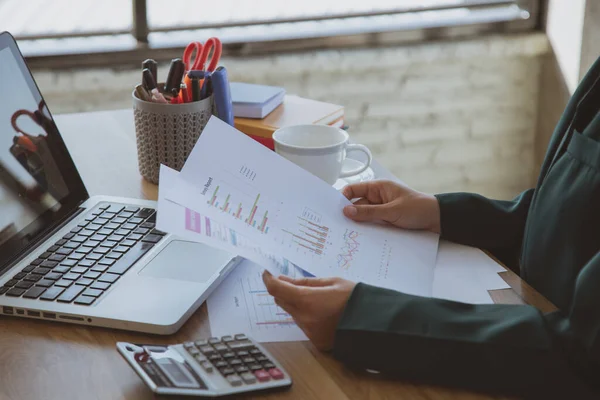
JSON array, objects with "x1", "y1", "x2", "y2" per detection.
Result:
[
  {"x1": 230, "y1": 82, "x2": 286, "y2": 119},
  {"x1": 234, "y1": 95, "x2": 344, "y2": 139}
]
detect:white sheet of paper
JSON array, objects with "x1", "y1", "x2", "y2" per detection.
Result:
[
  {"x1": 432, "y1": 241, "x2": 510, "y2": 304},
  {"x1": 207, "y1": 259, "x2": 309, "y2": 342},
  {"x1": 157, "y1": 165, "x2": 311, "y2": 276},
  {"x1": 166, "y1": 117, "x2": 440, "y2": 297}
]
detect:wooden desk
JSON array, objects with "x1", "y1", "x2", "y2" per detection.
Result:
[{"x1": 0, "y1": 110, "x2": 557, "y2": 400}]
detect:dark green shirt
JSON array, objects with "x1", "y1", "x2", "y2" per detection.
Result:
[{"x1": 333, "y1": 56, "x2": 600, "y2": 399}]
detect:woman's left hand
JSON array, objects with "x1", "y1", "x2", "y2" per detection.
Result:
[{"x1": 262, "y1": 271, "x2": 357, "y2": 351}]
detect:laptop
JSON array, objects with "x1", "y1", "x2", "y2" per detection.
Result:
[{"x1": 0, "y1": 32, "x2": 240, "y2": 334}]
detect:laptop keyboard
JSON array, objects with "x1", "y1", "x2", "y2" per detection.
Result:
[{"x1": 0, "y1": 203, "x2": 166, "y2": 306}]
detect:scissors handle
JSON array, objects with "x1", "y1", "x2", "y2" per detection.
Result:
[
  {"x1": 202, "y1": 37, "x2": 222, "y2": 72},
  {"x1": 182, "y1": 37, "x2": 222, "y2": 72},
  {"x1": 182, "y1": 42, "x2": 202, "y2": 71}
]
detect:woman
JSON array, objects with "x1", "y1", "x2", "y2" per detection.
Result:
[{"x1": 263, "y1": 55, "x2": 600, "y2": 399}]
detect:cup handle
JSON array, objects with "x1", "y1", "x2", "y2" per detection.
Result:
[{"x1": 340, "y1": 144, "x2": 372, "y2": 178}]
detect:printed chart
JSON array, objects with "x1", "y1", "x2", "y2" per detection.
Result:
[
  {"x1": 204, "y1": 166, "x2": 274, "y2": 234},
  {"x1": 207, "y1": 261, "x2": 308, "y2": 342},
  {"x1": 182, "y1": 207, "x2": 292, "y2": 274},
  {"x1": 337, "y1": 229, "x2": 361, "y2": 270}
]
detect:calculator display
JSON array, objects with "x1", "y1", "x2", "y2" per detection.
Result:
[
  {"x1": 155, "y1": 357, "x2": 200, "y2": 389},
  {"x1": 134, "y1": 346, "x2": 207, "y2": 390}
]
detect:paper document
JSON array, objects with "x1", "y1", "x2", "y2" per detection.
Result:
[
  {"x1": 166, "y1": 117, "x2": 440, "y2": 296},
  {"x1": 432, "y1": 241, "x2": 509, "y2": 304},
  {"x1": 207, "y1": 260, "x2": 309, "y2": 342},
  {"x1": 157, "y1": 165, "x2": 311, "y2": 276}
]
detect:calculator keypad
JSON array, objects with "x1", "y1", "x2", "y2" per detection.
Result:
[{"x1": 183, "y1": 335, "x2": 285, "y2": 386}]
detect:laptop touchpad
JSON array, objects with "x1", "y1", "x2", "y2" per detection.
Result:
[{"x1": 139, "y1": 240, "x2": 231, "y2": 283}]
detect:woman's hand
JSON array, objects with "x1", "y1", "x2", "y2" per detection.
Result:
[
  {"x1": 342, "y1": 180, "x2": 441, "y2": 234},
  {"x1": 262, "y1": 271, "x2": 356, "y2": 351}
]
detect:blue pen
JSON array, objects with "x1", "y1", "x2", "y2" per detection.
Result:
[{"x1": 210, "y1": 66, "x2": 234, "y2": 126}]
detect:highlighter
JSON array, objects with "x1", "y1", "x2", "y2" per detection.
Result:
[{"x1": 211, "y1": 66, "x2": 234, "y2": 125}]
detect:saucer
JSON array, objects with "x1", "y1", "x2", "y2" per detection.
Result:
[{"x1": 333, "y1": 159, "x2": 376, "y2": 190}]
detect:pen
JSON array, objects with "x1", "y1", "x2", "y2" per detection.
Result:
[
  {"x1": 142, "y1": 59, "x2": 158, "y2": 88},
  {"x1": 191, "y1": 76, "x2": 201, "y2": 102},
  {"x1": 201, "y1": 75, "x2": 212, "y2": 100},
  {"x1": 142, "y1": 68, "x2": 168, "y2": 104},
  {"x1": 164, "y1": 58, "x2": 185, "y2": 98}
]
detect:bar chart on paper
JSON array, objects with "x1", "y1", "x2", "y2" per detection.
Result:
[
  {"x1": 204, "y1": 165, "x2": 274, "y2": 234},
  {"x1": 207, "y1": 261, "x2": 308, "y2": 343},
  {"x1": 182, "y1": 207, "x2": 297, "y2": 276}
]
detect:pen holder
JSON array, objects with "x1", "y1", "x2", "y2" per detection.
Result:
[{"x1": 132, "y1": 84, "x2": 215, "y2": 184}]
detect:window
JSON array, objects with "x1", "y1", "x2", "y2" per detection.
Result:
[{"x1": 1, "y1": 0, "x2": 541, "y2": 66}]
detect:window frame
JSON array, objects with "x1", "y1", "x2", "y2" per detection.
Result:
[{"x1": 14, "y1": 0, "x2": 541, "y2": 69}]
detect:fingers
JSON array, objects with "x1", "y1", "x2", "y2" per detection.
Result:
[
  {"x1": 262, "y1": 270, "x2": 305, "y2": 303},
  {"x1": 279, "y1": 275, "x2": 337, "y2": 287},
  {"x1": 352, "y1": 198, "x2": 372, "y2": 206},
  {"x1": 273, "y1": 297, "x2": 298, "y2": 314},
  {"x1": 343, "y1": 203, "x2": 394, "y2": 222},
  {"x1": 342, "y1": 182, "x2": 373, "y2": 201}
]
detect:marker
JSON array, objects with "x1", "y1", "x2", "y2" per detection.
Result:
[
  {"x1": 211, "y1": 66, "x2": 234, "y2": 125},
  {"x1": 164, "y1": 58, "x2": 185, "y2": 97},
  {"x1": 142, "y1": 68, "x2": 168, "y2": 104},
  {"x1": 141, "y1": 59, "x2": 158, "y2": 87}
]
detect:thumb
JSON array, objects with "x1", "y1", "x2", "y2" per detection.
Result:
[
  {"x1": 343, "y1": 203, "x2": 392, "y2": 222},
  {"x1": 279, "y1": 275, "x2": 337, "y2": 287}
]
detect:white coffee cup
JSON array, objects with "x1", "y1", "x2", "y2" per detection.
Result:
[{"x1": 273, "y1": 125, "x2": 372, "y2": 185}]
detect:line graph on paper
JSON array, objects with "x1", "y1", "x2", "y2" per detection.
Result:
[
  {"x1": 239, "y1": 272, "x2": 298, "y2": 331},
  {"x1": 336, "y1": 229, "x2": 361, "y2": 270},
  {"x1": 207, "y1": 263, "x2": 308, "y2": 343}
]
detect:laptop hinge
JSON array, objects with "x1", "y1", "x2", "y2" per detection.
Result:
[{"x1": 1, "y1": 204, "x2": 86, "y2": 274}]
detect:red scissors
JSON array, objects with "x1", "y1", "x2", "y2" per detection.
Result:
[{"x1": 182, "y1": 37, "x2": 222, "y2": 72}]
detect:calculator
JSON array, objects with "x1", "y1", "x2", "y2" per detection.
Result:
[{"x1": 117, "y1": 334, "x2": 292, "y2": 397}]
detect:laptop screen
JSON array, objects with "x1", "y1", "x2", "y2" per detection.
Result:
[{"x1": 0, "y1": 33, "x2": 88, "y2": 274}]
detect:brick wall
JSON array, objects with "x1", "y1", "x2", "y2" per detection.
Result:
[{"x1": 33, "y1": 33, "x2": 548, "y2": 200}]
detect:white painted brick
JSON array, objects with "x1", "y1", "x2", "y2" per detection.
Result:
[
  {"x1": 433, "y1": 141, "x2": 496, "y2": 166},
  {"x1": 471, "y1": 109, "x2": 536, "y2": 137},
  {"x1": 399, "y1": 166, "x2": 465, "y2": 192},
  {"x1": 495, "y1": 140, "x2": 535, "y2": 160},
  {"x1": 385, "y1": 143, "x2": 440, "y2": 169},
  {"x1": 401, "y1": 124, "x2": 469, "y2": 145},
  {"x1": 464, "y1": 158, "x2": 534, "y2": 185}
]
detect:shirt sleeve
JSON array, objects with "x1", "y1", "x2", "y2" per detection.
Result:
[
  {"x1": 333, "y1": 251, "x2": 600, "y2": 399},
  {"x1": 435, "y1": 190, "x2": 534, "y2": 269}
]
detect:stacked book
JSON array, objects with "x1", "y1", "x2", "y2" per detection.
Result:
[{"x1": 233, "y1": 94, "x2": 345, "y2": 150}]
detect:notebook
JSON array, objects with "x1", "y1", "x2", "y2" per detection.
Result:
[
  {"x1": 230, "y1": 82, "x2": 286, "y2": 119},
  {"x1": 234, "y1": 95, "x2": 344, "y2": 139}
]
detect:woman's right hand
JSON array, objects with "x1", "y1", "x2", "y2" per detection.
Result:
[{"x1": 342, "y1": 180, "x2": 441, "y2": 234}]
